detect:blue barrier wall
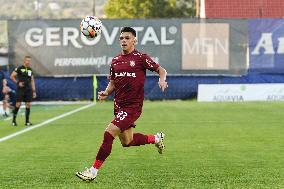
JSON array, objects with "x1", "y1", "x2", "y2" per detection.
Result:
[
  {"x1": 35, "y1": 77, "x2": 93, "y2": 101},
  {"x1": 8, "y1": 73, "x2": 281, "y2": 101}
]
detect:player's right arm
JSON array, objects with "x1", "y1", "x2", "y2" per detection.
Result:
[
  {"x1": 10, "y1": 70, "x2": 24, "y2": 87},
  {"x1": 98, "y1": 80, "x2": 115, "y2": 101},
  {"x1": 98, "y1": 60, "x2": 116, "y2": 101},
  {"x1": 10, "y1": 71, "x2": 17, "y2": 83},
  {"x1": 11, "y1": 67, "x2": 25, "y2": 87}
]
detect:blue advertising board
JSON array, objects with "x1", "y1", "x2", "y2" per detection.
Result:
[{"x1": 249, "y1": 19, "x2": 284, "y2": 72}]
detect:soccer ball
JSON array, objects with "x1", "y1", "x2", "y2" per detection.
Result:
[{"x1": 80, "y1": 16, "x2": 102, "y2": 38}]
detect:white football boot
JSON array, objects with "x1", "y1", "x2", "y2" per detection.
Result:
[
  {"x1": 76, "y1": 167, "x2": 97, "y2": 181},
  {"x1": 155, "y1": 132, "x2": 165, "y2": 154}
]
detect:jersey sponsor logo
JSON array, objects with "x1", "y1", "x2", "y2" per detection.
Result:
[
  {"x1": 130, "y1": 61, "x2": 135, "y2": 67},
  {"x1": 115, "y1": 72, "x2": 136, "y2": 78}
]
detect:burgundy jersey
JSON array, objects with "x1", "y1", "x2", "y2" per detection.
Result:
[{"x1": 109, "y1": 49, "x2": 159, "y2": 110}]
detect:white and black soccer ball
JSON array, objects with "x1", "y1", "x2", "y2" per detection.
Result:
[{"x1": 80, "y1": 16, "x2": 102, "y2": 38}]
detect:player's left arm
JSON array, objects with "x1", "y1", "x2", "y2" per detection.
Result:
[
  {"x1": 142, "y1": 54, "x2": 168, "y2": 92},
  {"x1": 156, "y1": 66, "x2": 168, "y2": 92},
  {"x1": 31, "y1": 75, "x2": 37, "y2": 98}
]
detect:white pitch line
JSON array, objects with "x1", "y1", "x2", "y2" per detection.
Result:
[{"x1": 0, "y1": 103, "x2": 95, "y2": 143}]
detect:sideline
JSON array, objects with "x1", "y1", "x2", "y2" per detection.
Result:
[{"x1": 0, "y1": 103, "x2": 95, "y2": 143}]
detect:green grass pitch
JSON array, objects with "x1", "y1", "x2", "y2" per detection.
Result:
[{"x1": 0, "y1": 101, "x2": 283, "y2": 188}]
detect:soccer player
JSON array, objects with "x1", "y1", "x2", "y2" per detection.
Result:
[
  {"x1": 10, "y1": 56, "x2": 36, "y2": 126},
  {"x1": 76, "y1": 27, "x2": 168, "y2": 181}
]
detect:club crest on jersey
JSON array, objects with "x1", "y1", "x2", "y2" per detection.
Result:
[{"x1": 130, "y1": 61, "x2": 135, "y2": 67}]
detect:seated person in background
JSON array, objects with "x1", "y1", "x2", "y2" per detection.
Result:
[
  {"x1": 0, "y1": 69, "x2": 7, "y2": 117},
  {"x1": 2, "y1": 85, "x2": 16, "y2": 117}
]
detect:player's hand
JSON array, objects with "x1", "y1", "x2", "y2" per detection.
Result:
[
  {"x1": 98, "y1": 91, "x2": 109, "y2": 101},
  {"x1": 158, "y1": 79, "x2": 168, "y2": 92},
  {"x1": 18, "y1": 81, "x2": 25, "y2": 88},
  {"x1": 32, "y1": 91, "x2": 37, "y2": 99}
]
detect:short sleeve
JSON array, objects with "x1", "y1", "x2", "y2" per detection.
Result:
[
  {"x1": 14, "y1": 67, "x2": 20, "y2": 74},
  {"x1": 142, "y1": 54, "x2": 159, "y2": 72}
]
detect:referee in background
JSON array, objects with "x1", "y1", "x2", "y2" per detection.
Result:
[{"x1": 10, "y1": 56, "x2": 36, "y2": 126}]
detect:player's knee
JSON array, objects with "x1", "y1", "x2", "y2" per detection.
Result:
[
  {"x1": 105, "y1": 123, "x2": 121, "y2": 137},
  {"x1": 15, "y1": 102, "x2": 21, "y2": 108},
  {"x1": 121, "y1": 140, "x2": 132, "y2": 147},
  {"x1": 26, "y1": 103, "x2": 31, "y2": 108},
  {"x1": 121, "y1": 142, "x2": 130, "y2": 147}
]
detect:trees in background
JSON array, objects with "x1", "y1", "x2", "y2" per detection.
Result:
[{"x1": 104, "y1": 0, "x2": 195, "y2": 18}]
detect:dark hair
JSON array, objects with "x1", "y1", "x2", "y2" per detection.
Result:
[
  {"x1": 120, "y1": 27, "x2": 136, "y2": 37},
  {"x1": 24, "y1": 55, "x2": 31, "y2": 59}
]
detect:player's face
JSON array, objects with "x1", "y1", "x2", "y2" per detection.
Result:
[
  {"x1": 24, "y1": 57, "x2": 31, "y2": 67},
  {"x1": 119, "y1": 32, "x2": 136, "y2": 53}
]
